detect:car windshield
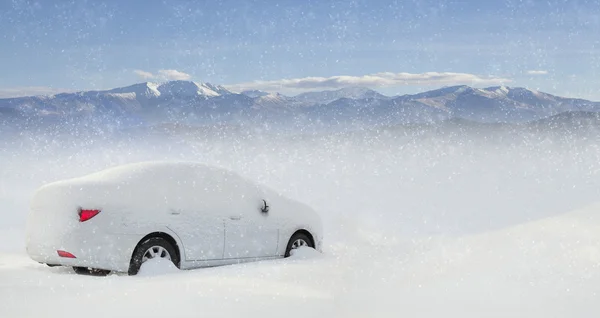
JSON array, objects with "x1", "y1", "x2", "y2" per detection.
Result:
[{"x1": 2, "y1": 1, "x2": 599, "y2": 317}]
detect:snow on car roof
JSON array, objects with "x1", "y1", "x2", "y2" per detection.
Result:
[
  {"x1": 41, "y1": 161, "x2": 252, "y2": 191},
  {"x1": 82, "y1": 161, "x2": 230, "y2": 179}
]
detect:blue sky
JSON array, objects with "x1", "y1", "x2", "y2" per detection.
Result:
[{"x1": 1, "y1": 0, "x2": 599, "y2": 99}]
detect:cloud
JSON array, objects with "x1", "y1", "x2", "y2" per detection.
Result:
[
  {"x1": 133, "y1": 69, "x2": 192, "y2": 81},
  {"x1": 133, "y1": 70, "x2": 155, "y2": 79},
  {"x1": 527, "y1": 70, "x2": 549, "y2": 75},
  {"x1": 224, "y1": 72, "x2": 511, "y2": 93},
  {"x1": 0, "y1": 86, "x2": 72, "y2": 98},
  {"x1": 157, "y1": 69, "x2": 191, "y2": 80}
]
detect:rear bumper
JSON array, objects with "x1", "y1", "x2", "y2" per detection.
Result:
[{"x1": 26, "y1": 233, "x2": 140, "y2": 273}]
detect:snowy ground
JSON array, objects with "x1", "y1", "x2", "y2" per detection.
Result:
[{"x1": 2, "y1": 127, "x2": 600, "y2": 317}]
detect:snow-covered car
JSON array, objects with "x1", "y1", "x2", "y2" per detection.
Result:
[{"x1": 25, "y1": 161, "x2": 323, "y2": 275}]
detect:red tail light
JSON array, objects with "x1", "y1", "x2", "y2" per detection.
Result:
[
  {"x1": 78, "y1": 208, "x2": 101, "y2": 222},
  {"x1": 57, "y1": 250, "x2": 76, "y2": 258}
]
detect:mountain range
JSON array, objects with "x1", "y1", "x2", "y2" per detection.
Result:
[{"x1": 1, "y1": 80, "x2": 599, "y2": 132}]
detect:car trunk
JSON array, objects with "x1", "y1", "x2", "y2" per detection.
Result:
[{"x1": 25, "y1": 181, "x2": 111, "y2": 262}]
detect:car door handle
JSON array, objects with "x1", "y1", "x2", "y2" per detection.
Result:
[
  {"x1": 169, "y1": 209, "x2": 181, "y2": 215},
  {"x1": 229, "y1": 216, "x2": 242, "y2": 220}
]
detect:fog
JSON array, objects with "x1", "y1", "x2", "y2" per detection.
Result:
[{"x1": 1, "y1": 123, "x2": 600, "y2": 317}]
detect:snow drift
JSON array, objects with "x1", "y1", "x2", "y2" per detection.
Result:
[{"x1": 2, "y1": 123, "x2": 600, "y2": 317}]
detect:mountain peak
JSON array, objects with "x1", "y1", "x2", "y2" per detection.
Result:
[
  {"x1": 259, "y1": 92, "x2": 285, "y2": 100},
  {"x1": 155, "y1": 81, "x2": 230, "y2": 97},
  {"x1": 201, "y1": 82, "x2": 232, "y2": 95},
  {"x1": 241, "y1": 90, "x2": 270, "y2": 98},
  {"x1": 107, "y1": 82, "x2": 161, "y2": 98},
  {"x1": 293, "y1": 86, "x2": 387, "y2": 104},
  {"x1": 410, "y1": 85, "x2": 473, "y2": 99}
]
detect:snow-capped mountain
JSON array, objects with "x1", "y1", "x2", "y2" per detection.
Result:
[
  {"x1": 387, "y1": 85, "x2": 600, "y2": 122},
  {"x1": 251, "y1": 93, "x2": 295, "y2": 109},
  {"x1": 240, "y1": 90, "x2": 270, "y2": 98},
  {"x1": 1, "y1": 81, "x2": 599, "y2": 132},
  {"x1": 106, "y1": 82, "x2": 161, "y2": 98},
  {"x1": 97, "y1": 81, "x2": 232, "y2": 99},
  {"x1": 293, "y1": 87, "x2": 389, "y2": 105},
  {"x1": 156, "y1": 81, "x2": 231, "y2": 97}
]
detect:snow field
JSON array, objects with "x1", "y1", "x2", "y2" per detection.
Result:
[{"x1": 1, "y1": 129, "x2": 600, "y2": 317}]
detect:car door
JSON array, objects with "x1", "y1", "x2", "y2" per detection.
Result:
[
  {"x1": 167, "y1": 208, "x2": 225, "y2": 261},
  {"x1": 224, "y1": 199, "x2": 280, "y2": 259},
  {"x1": 162, "y1": 166, "x2": 226, "y2": 262}
]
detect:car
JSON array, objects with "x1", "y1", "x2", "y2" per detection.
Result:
[{"x1": 25, "y1": 161, "x2": 323, "y2": 275}]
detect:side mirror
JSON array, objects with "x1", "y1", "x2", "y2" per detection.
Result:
[{"x1": 261, "y1": 199, "x2": 270, "y2": 213}]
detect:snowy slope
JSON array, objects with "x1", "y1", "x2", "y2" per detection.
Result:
[
  {"x1": 156, "y1": 80, "x2": 230, "y2": 97},
  {"x1": 106, "y1": 82, "x2": 161, "y2": 98},
  {"x1": 252, "y1": 93, "x2": 293, "y2": 109},
  {"x1": 2, "y1": 126, "x2": 600, "y2": 317}
]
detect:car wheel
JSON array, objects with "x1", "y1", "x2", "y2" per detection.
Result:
[
  {"x1": 284, "y1": 232, "x2": 314, "y2": 257},
  {"x1": 128, "y1": 237, "x2": 180, "y2": 276},
  {"x1": 73, "y1": 266, "x2": 111, "y2": 276}
]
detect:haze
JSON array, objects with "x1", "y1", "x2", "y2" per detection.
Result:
[
  {"x1": 2, "y1": 0, "x2": 600, "y2": 317},
  {"x1": 2, "y1": 122, "x2": 600, "y2": 317}
]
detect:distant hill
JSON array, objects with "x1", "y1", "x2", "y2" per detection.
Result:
[{"x1": 1, "y1": 81, "x2": 599, "y2": 133}]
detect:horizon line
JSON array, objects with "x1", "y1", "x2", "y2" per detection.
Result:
[{"x1": 1, "y1": 81, "x2": 595, "y2": 101}]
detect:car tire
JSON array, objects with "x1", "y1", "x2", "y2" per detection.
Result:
[
  {"x1": 284, "y1": 232, "x2": 315, "y2": 257},
  {"x1": 128, "y1": 237, "x2": 180, "y2": 276}
]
